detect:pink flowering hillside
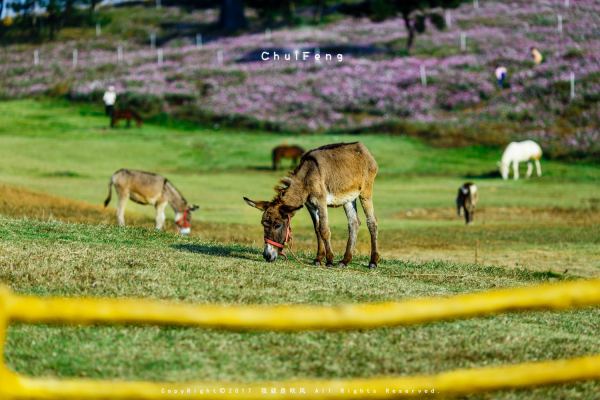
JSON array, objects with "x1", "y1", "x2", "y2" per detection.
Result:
[{"x1": 0, "y1": 0, "x2": 598, "y2": 158}]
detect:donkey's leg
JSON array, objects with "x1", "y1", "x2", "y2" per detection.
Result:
[
  {"x1": 512, "y1": 160, "x2": 520, "y2": 180},
  {"x1": 316, "y1": 202, "x2": 334, "y2": 266},
  {"x1": 359, "y1": 195, "x2": 379, "y2": 269},
  {"x1": 155, "y1": 201, "x2": 167, "y2": 230},
  {"x1": 340, "y1": 200, "x2": 359, "y2": 267},
  {"x1": 526, "y1": 162, "x2": 533, "y2": 178},
  {"x1": 116, "y1": 190, "x2": 128, "y2": 226},
  {"x1": 306, "y1": 203, "x2": 325, "y2": 265},
  {"x1": 535, "y1": 160, "x2": 542, "y2": 177}
]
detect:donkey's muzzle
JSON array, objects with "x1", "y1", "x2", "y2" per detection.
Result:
[{"x1": 263, "y1": 244, "x2": 278, "y2": 262}]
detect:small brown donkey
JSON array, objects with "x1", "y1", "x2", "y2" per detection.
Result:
[
  {"x1": 104, "y1": 169, "x2": 199, "y2": 234},
  {"x1": 245, "y1": 142, "x2": 380, "y2": 268},
  {"x1": 272, "y1": 144, "x2": 305, "y2": 170}
]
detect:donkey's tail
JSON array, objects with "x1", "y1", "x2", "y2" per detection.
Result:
[{"x1": 103, "y1": 179, "x2": 113, "y2": 207}]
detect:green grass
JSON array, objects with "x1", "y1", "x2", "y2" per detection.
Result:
[
  {"x1": 1, "y1": 218, "x2": 599, "y2": 398},
  {"x1": 0, "y1": 99, "x2": 599, "y2": 398}
]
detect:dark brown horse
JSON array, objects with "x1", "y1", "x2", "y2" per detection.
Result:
[
  {"x1": 272, "y1": 145, "x2": 304, "y2": 170},
  {"x1": 111, "y1": 109, "x2": 143, "y2": 128}
]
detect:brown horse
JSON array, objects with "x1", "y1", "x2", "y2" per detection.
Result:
[
  {"x1": 245, "y1": 142, "x2": 380, "y2": 268},
  {"x1": 272, "y1": 145, "x2": 304, "y2": 170},
  {"x1": 111, "y1": 109, "x2": 143, "y2": 128}
]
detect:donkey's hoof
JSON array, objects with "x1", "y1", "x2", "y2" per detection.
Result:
[
  {"x1": 326, "y1": 262, "x2": 334, "y2": 268},
  {"x1": 338, "y1": 261, "x2": 348, "y2": 268},
  {"x1": 368, "y1": 263, "x2": 377, "y2": 269},
  {"x1": 313, "y1": 259, "x2": 322, "y2": 266}
]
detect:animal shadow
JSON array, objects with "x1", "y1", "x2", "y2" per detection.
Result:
[{"x1": 172, "y1": 243, "x2": 259, "y2": 262}]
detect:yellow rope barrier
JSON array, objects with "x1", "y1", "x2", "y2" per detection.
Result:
[
  {"x1": 0, "y1": 279, "x2": 598, "y2": 399},
  {"x1": 2, "y1": 279, "x2": 600, "y2": 331}
]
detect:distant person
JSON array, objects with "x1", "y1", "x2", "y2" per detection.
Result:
[
  {"x1": 494, "y1": 65, "x2": 507, "y2": 89},
  {"x1": 103, "y1": 86, "x2": 117, "y2": 119},
  {"x1": 530, "y1": 46, "x2": 543, "y2": 65}
]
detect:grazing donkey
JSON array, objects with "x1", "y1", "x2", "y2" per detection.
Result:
[
  {"x1": 272, "y1": 145, "x2": 305, "y2": 170},
  {"x1": 499, "y1": 140, "x2": 543, "y2": 180},
  {"x1": 456, "y1": 182, "x2": 478, "y2": 225},
  {"x1": 244, "y1": 142, "x2": 380, "y2": 268},
  {"x1": 104, "y1": 169, "x2": 199, "y2": 234}
]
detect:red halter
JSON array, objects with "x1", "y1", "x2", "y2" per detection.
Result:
[
  {"x1": 264, "y1": 215, "x2": 292, "y2": 253},
  {"x1": 175, "y1": 209, "x2": 191, "y2": 229}
]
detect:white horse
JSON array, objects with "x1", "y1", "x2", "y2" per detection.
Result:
[{"x1": 499, "y1": 140, "x2": 543, "y2": 180}]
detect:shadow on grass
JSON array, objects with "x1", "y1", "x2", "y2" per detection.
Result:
[
  {"x1": 171, "y1": 242, "x2": 260, "y2": 262},
  {"x1": 463, "y1": 169, "x2": 501, "y2": 179}
]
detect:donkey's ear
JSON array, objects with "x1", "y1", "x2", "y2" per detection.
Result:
[
  {"x1": 243, "y1": 197, "x2": 269, "y2": 211},
  {"x1": 280, "y1": 204, "x2": 303, "y2": 216}
]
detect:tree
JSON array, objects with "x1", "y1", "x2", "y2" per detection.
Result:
[
  {"x1": 343, "y1": 0, "x2": 467, "y2": 53},
  {"x1": 219, "y1": 0, "x2": 246, "y2": 31}
]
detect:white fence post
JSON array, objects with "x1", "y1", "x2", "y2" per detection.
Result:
[
  {"x1": 564, "y1": 0, "x2": 569, "y2": 8},
  {"x1": 473, "y1": 0, "x2": 479, "y2": 9},
  {"x1": 265, "y1": 28, "x2": 272, "y2": 40},
  {"x1": 156, "y1": 0, "x2": 161, "y2": 9},
  {"x1": 217, "y1": 49, "x2": 223, "y2": 65},
  {"x1": 33, "y1": 49, "x2": 39, "y2": 66},
  {"x1": 445, "y1": 10, "x2": 452, "y2": 28},
  {"x1": 72, "y1": 49, "x2": 78, "y2": 67},
  {"x1": 96, "y1": 23, "x2": 101, "y2": 37},
  {"x1": 196, "y1": 33, "x2": 202, "y2": 48},
  {"x1": 117, "y1": 45, "x2": 123, "y2": 64},
  {"x1": 157, "y1": 48, "x2": 164, "y2": 65},
  {"x1": 420, "y1": 64, "x2": 427, "y2": 86},
  {"x1": 460, "y1": 32, "x2": 467, "y2": 51},
  {"x1": 569, "y1": 72, "x2": 575, "y2": 100},
  {"x1": 557, "y1": 14, "x2": 563, "y2": 35},
  {"x1": 150, "y1": 32, "x2": 156, "y2": 49}
]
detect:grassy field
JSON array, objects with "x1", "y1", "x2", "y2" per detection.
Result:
[{"x1": 0, "y1": 99, "x2": 599, "y2": 398}]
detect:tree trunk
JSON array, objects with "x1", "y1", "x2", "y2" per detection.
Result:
[
  {"x1": 313, "y1": 0, "x2": 324, "y2": 23},
  {"x1": 402, "y1": 12, "x2": 415, "y2": 52},
  {"x1": 90, "y1": 0, "x2": 98, "y2": 16},
  {"x1": 219, "y1": 0, "x2": 246, "y2": 32}
]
